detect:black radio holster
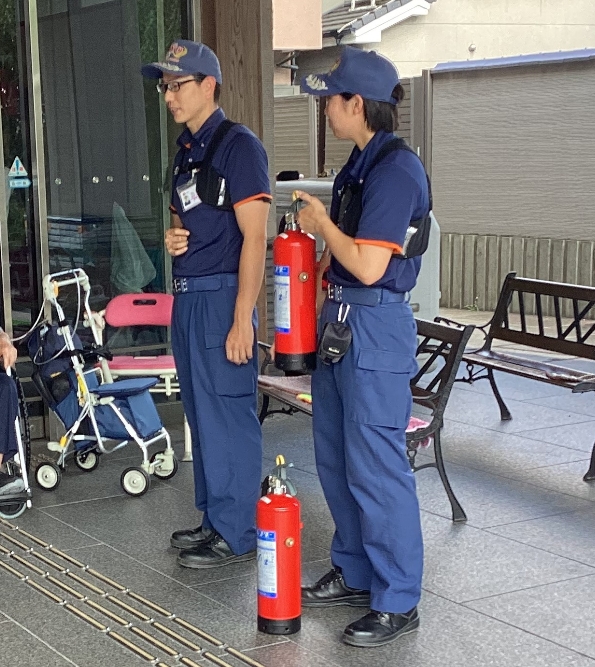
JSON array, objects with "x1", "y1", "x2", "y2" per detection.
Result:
[{"x1": 317, "y1": 304, "x2": 352, "y2": 365}]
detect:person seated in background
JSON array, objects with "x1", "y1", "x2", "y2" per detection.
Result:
[{"x1": 0, "y1": 328, "x2": 24, "y2": 496}]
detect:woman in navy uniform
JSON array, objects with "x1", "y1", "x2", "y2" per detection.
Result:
[
  {"x1": 297, "y1": 47, "x2": 428, "y2": 647},
  {"x1": 142, "y1": 41, "x2": 271, "y2": 568}
]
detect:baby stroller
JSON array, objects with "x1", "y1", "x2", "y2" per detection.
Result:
[
  {"x1": 28, "y1": 269, "x2": 178, "y2": 497},
  {"x1": 0, "y1": 368, "x2": 33, "y2": 519}
]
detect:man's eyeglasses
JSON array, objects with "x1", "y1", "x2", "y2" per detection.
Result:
[{"x1": 156, "y1": 77, "x2": 204, "y2": 94}]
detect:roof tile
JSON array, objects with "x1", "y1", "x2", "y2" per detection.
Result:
[{"x1": 322, "y1": 0, "x2": 437, "y2": 37}]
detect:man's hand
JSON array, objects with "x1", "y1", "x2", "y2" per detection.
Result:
[
  {"x1": 0, "y1": 333, "x2": 17, "y2": 369},
  {"x1": 294, "y1": 191, "x2": 331, "y2": 236},
  {"x1": 165, "y1": 227, "x2": 190, "y2": 256},
  {"x1": 226, "y1": 317, "x2": 254, "y2": 365}
]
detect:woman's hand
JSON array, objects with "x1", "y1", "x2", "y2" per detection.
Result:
[{"x1": 294, "y1": 191, "x2": 331, "y2": 236}]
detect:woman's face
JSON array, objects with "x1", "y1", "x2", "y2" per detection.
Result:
[{"x1": 325, "y1": 94, "x2": 354, "y2": 140}]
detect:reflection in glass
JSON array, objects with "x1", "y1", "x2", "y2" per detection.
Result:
[
  {"x1": 37, "y1": 0, "x2": 185, "y2": 348},
  {"x1": 1, "y1": 0, "x2": 38, "y2": 339}
]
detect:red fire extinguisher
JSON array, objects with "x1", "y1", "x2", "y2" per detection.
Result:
[
  {"x1": 257, "y1": 456, "x2": 302, "y2": 635},
  {"x1": 273, "y1": 196, "x2": 317, "y2": 372}
]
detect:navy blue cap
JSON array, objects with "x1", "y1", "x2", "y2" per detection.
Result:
[
  {"x1": 301, "y1": 46, "x2": 400, "y2": 104},
  {"x1": 141, "y1": 40, "x2": 222, "y2": 84}
]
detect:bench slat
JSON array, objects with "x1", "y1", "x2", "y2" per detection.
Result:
[
  {"x1": 490, "y1": 327, "x2": 595, "y2": 359},
  {"x1": 463, "y1": 353, "x2": 593, "y2": 389}
]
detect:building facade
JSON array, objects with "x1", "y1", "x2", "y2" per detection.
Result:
[{"x1": 295, "y1": 0, "x2": 595, "y2": 79}]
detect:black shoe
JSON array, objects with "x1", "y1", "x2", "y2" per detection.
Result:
[
  {"x1": 170, "y1": 525, "x2": 216, "y2": 550},
  {"x1": 177, "y1": 533, "x2": 256, "y2": 569},
  {"x1": 301, "y1": 568, "x2": 371, "y2": 608},
  {"x1": 342, "y1": 607, "x2": 419, "y2": 648}
]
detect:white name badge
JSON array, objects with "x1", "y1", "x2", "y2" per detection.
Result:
[{"x1": 177, "y1": 174, "x2": 202, "y2": 212}]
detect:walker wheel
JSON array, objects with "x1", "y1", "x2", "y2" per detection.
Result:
[
  {"x1": 150, "y1": 451, "x2": 178, "y2": 480},
  {"x1": 74, "y1": 449, "x2": 100, "y2": 472},
  {"x1": 35, "y1": 462, "x2": 62, "y2": 491},
  {"x1": 120, "y1": 467, "x2": 150, "y2": 497},
  {"x1": 0, "y1": 501, "x2": 28, "y2": 520}
]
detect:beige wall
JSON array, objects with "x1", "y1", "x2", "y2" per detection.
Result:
[
  {"x1": 274, "y1": 67, "x2": 292, "y2": 85},
  {"x1": 273, "y1": 0, "x2": 322, "y2": 50},
  {"x1": 374, "y1": 0, "x2": 595, "y2": 78}
]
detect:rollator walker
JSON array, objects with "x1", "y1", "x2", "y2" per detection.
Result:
[{"x1": 29, "y1": 269, "x2": 178, "y2": 497}]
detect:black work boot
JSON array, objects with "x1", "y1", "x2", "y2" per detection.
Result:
[
  {"x1": 170, "y1": 525, "x2": 216, "y2": 549},
  {"x1": 342, "y1": 607, "x2": 420, "y2": 647},
  {"x1": 301, "y1": 568, "x2": 371, "y2": 608},
  {"x1": 177, "y1": 533, "x2": 256, "y2": 569}
]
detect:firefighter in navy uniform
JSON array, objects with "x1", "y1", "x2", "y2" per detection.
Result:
[
  {"x1": 142, "y1": 41, "x2": 271, "y2": 568},
  {"x1": 297, "y1": 47, "x2": 428, "y2": 647}
]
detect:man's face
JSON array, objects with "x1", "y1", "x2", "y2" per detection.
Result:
[{"x1": 162, "y1": 73, "x2": 212, "y2": 129}]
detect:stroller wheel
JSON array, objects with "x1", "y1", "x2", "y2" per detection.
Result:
[
  {"x1": 150, "y1": 450, "x2": 178, "y2": 480},
  {"x1": 35, "y1": 462, "x2": 62, "y2": 491},
  {"x1": 121, "y1": 467, "x2": 150, "y2": 497},
  {"x1": 74, "y1": 449, "x2": 100, "y2": 472},
  {"x1": 0, "y1": 501, "x2": 28, "y2": 520}
]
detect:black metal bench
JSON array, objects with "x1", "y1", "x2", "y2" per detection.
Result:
[
  {"x1": 441, "y1": 272, "x2": 595, "y2": 482},
  {"x1": 258, "y1": 318, "x2": 475, "y2": 522}
]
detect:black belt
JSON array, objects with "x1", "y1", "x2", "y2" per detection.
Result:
[
  {"x1": 327, "y1": 283, "x2": 407, "y2": 306},
  {"x1": 172, "y1": 274, "x2": 238, "y2": 294}
]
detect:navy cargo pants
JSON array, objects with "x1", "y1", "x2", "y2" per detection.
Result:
[
  {"x1": 171, "y1": 274, "x2": 261, "y2": 555},
  {"x1": 0, "y1": 373, "x2": 18, "y2": 462},
  {"x1": 312, "y1": 294, "x2": 423, "y2": 613}
]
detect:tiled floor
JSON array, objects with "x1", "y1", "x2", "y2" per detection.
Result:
[{"x1": 2, "y1": 310, "x2": 595, "y2": 667}]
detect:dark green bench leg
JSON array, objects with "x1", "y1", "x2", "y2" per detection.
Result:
[
  {"x1": 584, "y1": 442, "x2": 595, "y2": 482},
  {"x1": 488, "y1": 368, "x2": 512, "y2": 421},
  {"x1": 433, "y1": 430, "x2": 467, "y2": 523}
]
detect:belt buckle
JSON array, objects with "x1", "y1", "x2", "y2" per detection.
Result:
[
  {"x1": 174, "y1": 278, "x2": 188, "y2": 294},
  {"x1": 328, "y1": 284, "x2": 343, "y2": 302}
]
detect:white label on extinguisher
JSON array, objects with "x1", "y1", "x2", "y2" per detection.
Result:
[
  {"x1": 274, "y1": 266, "x2": 291, "y2": 334},
  {"x1": 257, "y1": 528, "x2": 277, "y2": 599}
]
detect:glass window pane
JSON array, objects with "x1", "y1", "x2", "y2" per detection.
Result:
[{"x1": 37, "y1": 0, "x2": 186, "y2": 348}]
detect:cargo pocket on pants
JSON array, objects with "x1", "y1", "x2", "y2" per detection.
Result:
[
  {"x1": 350, "y1": 348, "x2": 415, "y2": 428},
  {"x1": 204, "y1": 333, "x2": 256, "y2": 397}
]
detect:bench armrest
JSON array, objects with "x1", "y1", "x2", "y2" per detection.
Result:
[
  {"x1": 434, "y1": 315, "x2": 492, "y2": 354},
  {"x1": 434, "y1": 315, "x2": 466, "y2": 328},
  {"x1": 258, "y1": 341, "x2": 273, "y2": 375}
]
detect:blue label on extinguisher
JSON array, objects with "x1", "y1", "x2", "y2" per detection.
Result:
[
  {"x1": 257, "y1": 528, "x2": 277, "y2": 598},
  {"x1": 274, "y1": 265, "x2": 291, "y2": 334}
]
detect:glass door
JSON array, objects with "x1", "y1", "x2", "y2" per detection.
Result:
[
  {"x1": 1, "y1": 0, "x2": 39, "y2": 340},
  {"x1": 36, "y1": 0, "x2": 187, "y2": 348},
  {"x1": 2, "y1": 0, "x2": 189, "y2": 439},
  {"x1": 38, "y1": 0, "x2": 185, "y2": 304}
]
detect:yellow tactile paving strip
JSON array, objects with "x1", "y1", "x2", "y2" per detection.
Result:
[{"x1": 0, "y1": 517, "x2": 268, "y2": 667}]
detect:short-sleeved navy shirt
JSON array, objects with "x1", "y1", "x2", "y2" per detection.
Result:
[
  {"x1": 328, "y1": 130, "x2": 430, "y2": 293},
  {"x1": 170, "y1": 108, "x2": 272, "y2": 278}
]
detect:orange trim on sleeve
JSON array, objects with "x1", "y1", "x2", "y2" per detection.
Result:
[
  {"x1": 233, "y1": 192, "x2": 273, "y2": 209},
  {"x1": 354, "y1": 238, "x2": 403, "y2": 255}
]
